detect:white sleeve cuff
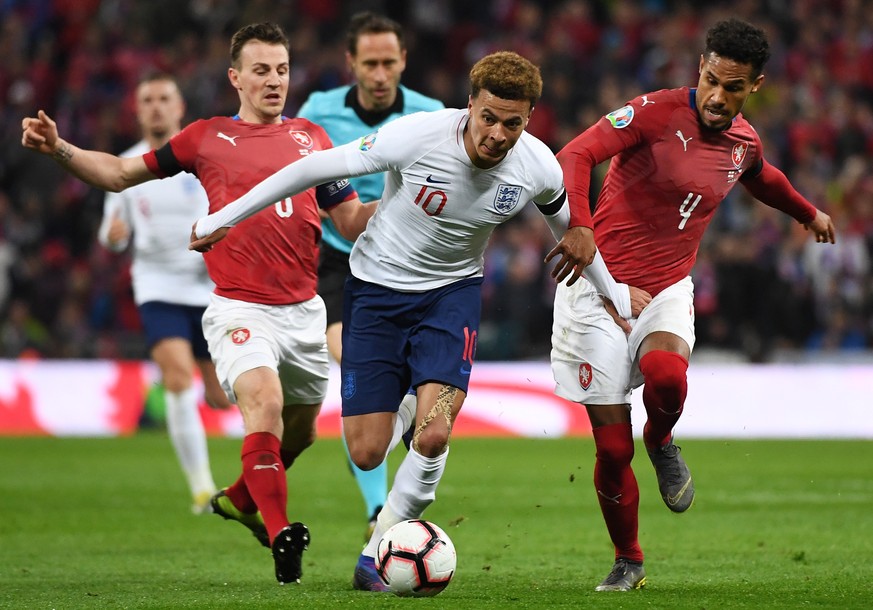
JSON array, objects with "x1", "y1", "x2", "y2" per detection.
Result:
[{"x1": 582, "y1": 250, "x2": 632, "y2": 319}]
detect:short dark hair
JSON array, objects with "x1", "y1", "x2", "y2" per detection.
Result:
[
  {"x1": 469, "y1": 51, "x2": 543, "y2": 108},
  {"x1": 704, "y1": 18, "x2": 771, "y2": 77},
  {"x1": 346, "y1": 11, "x2": 404, "y2": 55},
  {"x1": 138, "y1": 71, "x2": 178, "y2": 88},
  {"x1": 230, "y1": 22, "x2": 290, "y2": 68}
]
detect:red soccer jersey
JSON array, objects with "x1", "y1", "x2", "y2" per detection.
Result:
[
  {"x1": 143, "y1": 116, "x2": 354, "y2": 305},
  {"x1": 559, "y1": 87, "x2": 811, "y2": 296}
]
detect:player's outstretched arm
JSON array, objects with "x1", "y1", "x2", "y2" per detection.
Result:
[
  {"x1": 741, "y1": 158, "x2": 836, "y2": 245},
  {"x1": 192, "y1": 145, "x2": 355, "y2": 239},
  {"x1": 22, "y1": 110, "x2": 154, "y2": 192},
  {"x1": 805, "y1": 209, "x2": 836, "y2": 244},
  {"x1": 328, "y1": 198, "x2": 378, "y2": 242},
  {"x1": 545, "y1": 225, "x2": 597, "y2": 285}
]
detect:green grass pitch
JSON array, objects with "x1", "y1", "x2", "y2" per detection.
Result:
[{"x1": 1, "y1": 434, "x2": 871, "y2": 609}]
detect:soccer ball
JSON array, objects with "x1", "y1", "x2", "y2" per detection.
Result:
[{"x1": 375, "y1": 519, "x2": 456, "y2": 597}]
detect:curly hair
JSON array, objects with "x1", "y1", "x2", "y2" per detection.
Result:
[
  {"x1": 705, "y1": 18, "x2": 771, "y2": 77},
  {"x1": 469, "y1": 51, "x2": 542, "y2": 108},
  {"x1": 230, "y1": 22, "x2": 290, "y2": 68}
]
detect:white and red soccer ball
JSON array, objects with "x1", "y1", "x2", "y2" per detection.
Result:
[{"x1": 375, "y1": 519, "x2": 456, "y2": 597}]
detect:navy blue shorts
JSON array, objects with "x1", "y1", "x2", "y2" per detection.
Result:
[
  {"x1": 340, "y1": 276, "x2": 482, "y2": 416},
  {"x1": 138, "y1": 301, "x2": 211, "y2": 359}
]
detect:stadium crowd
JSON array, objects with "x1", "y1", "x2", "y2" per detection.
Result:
[{"x1": 1, "y1": 0, "x2": 871, "y2": 362}]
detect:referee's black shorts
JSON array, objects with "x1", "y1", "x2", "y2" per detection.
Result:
[{"x1": 317, "y1": 243, "x2": 351, "y2": 326}]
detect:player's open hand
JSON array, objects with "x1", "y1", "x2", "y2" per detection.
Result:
[
  {"x1": 805, "y1": 209, "x2": 836, "y2": 244},
  {"x1": 189, "y1": 223, "x2": 229, "y2": 252},
  {"x1": 545, "y1": 226, "x2": 596, "y2": 285},
  {"x1": 21, "y1": 110, "x2": 59, "y2": 154}
]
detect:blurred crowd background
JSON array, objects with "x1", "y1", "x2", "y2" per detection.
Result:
[{"x1": 0, "y1": 0, "x2": 871, "y2": 363}]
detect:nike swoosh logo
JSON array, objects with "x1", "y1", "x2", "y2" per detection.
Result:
[
  {"x1": 666, "y1": 477, "x2": 693, "y2": 505},
  {"x1": 459, "y1": 366, "x2": 471, "y2": 376},
  {"x1": 426, "y1": 175, "x2": 450, "y2": 184},
  {"x1": 253, "y1": 463, "x2": 280, "y2": 471}
]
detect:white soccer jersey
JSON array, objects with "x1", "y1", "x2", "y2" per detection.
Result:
[
  {"x1": 345, "y1": 108, "x2": 565, "y2": 291},
  {"x1": 195, "y1": 109, "x2": 569, "y2": 291},
  {"x1": 98, "y1": 141, "x2": 214, "y2": 306}
]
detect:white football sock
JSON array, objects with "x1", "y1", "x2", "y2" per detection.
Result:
[
  {"x1": 164, "y1": 387, "x2": 216, "y2": 496},
  {"x1": 362, "y1": 446, "x2": 448, "y2": 557},
  {"x1": 387, "y1": 393, "x2": 417, "y2": 455}
]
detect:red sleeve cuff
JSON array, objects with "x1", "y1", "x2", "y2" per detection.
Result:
[{"x1": 142, "y1": 150, "x2": 168, "y2": 178}]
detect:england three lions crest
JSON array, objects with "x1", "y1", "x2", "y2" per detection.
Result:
[
  {"x1": 342, "y1": 371, "x2": 356, "y2": 399},
  {"x1": 493, "y1": 184, "x2": 522, "y2": 215}
]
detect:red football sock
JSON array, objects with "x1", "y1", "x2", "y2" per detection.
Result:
[
  {"x1": 240, "y1": 431, "x2": 289, "y2": 543},
  {"x1": 592, "y1": 423, "x2": 643, "y2": 563},
  {"x1": 639, "y1": 350, "x2": 688, "y2": 451},
  {"x1": 225, "y1": 474, "x2": 257, "y2": 514}
]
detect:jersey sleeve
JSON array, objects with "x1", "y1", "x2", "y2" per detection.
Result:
[
  {"x1": 557, "y1": 94, "x2": 662, "y2": 228},
  {"x1": 581, "y1": 249, "x2": 632, "y2": 319},
  {"x1": 342, "y1": 112, "x2": 427, "y2": 176},
  {"x1": 525, "y1": 147, "x2": 568, "y2": 240},
  {"x1": 143, "y1": 120, "x2": 206, "y2": 178},
  {"x1": 295, "y1": 119, "x2": 358, "y2": 209},
  {"x1": 314, "y1": 178, "x2": 357, "y2": 209},
  {"x1": 740, "y1": 158, "x2": 817, "y2": 223},
  {"x1": 532, "y1": 151, "x2": 566, "y2": 207},
  {"x1": 195, "y1": 144, "x2": 357, "y2": 236},
  {"x1": 734, "y1": 121, "x2": 814, "y2": 222}
]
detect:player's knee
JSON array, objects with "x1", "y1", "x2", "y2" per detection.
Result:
[
  {"x1": 240, "y1": 399, "x2": 284, "y2": 432},
  {"x1": 348, "y1": 443, "x2": 386, "y2": 471},
  {"x1": 162, "y1": 372, "x2": 191, "y2": 394},
  {"x1": 594, "y1": 433, "x2": 634, "y2": 466},
  {"x1": 413, "y1": 424, "x2": 449, "y2": 458},
  {"x1": 640, "y1": 350, "x2": 688, "y2": 402}
]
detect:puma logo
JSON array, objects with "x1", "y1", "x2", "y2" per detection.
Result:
[
  {"x1": 217, "y1": 132, "x2": 240, "y2": 146},
  {"x1": 641, "y1": 95, "x2": 654, "y2": 106},
  {"x1": 597, "y1": 489, "x2": 622, "y2": 504},
  {"x1": 253, "y1": 463, "x2": 280, "y2": 471},
  {"x1": 675, "y1": 130, "x2": 692, "y2": 151}
]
